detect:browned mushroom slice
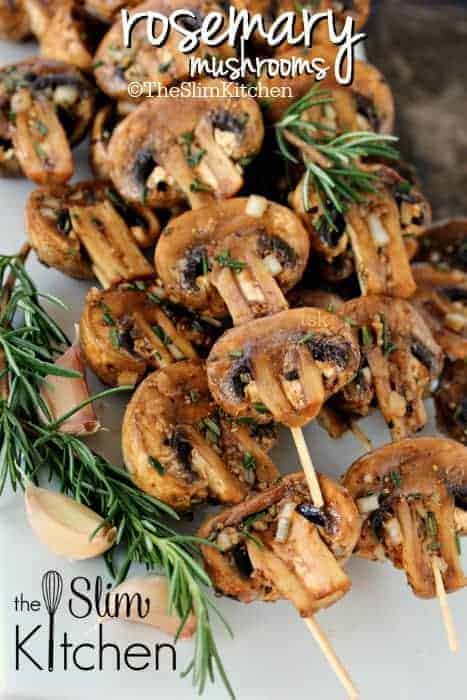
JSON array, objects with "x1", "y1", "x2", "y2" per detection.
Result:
[
  {"x1": 26, "y1": 180, "x2": 159, "y2": 280},
  {"x1": 23, "y1": 0, "x2": 55, "y2": 40},
  {"x1": 415, "y1": 219, "x2": 467, "y2": 273},
  {"x1": 291, "y1": 172, "x2": 417, "y2": 299},
  {"x1": 80, "y1": 284, "x2": 205, "y2": 387},
  {"x1": 90, "y1": 104, "x2": 123, "y2": 179},
  {"x1": 343, "y1": 437, "x2": 467, "y2": 598},
  {"x1": 94, "y1": 0, "x2": 234, "y2": 102},
  {"x1": 84, "y1": 0, "x2": 140, "y2": 22},
  {"x1": 0, "y1": 58, "x2": 95, "y2": 180},
  {"x1": 155, "y1": 198, "x2": 309, "y2": 323},
  {"x1": 435, "y1": 360, "x2": 467, "y2": 446},
  {"x1": 108, "y1": 79, "x2": 264, "y2": 209},
  {"x1": 198, "y1": 471, "x2": 360, "y2": 614},
  {"x1": 260, "y1": 44, "x2": 392, "y2": 128},
  {"x1": 122, "y1": 362, "x2": 279, "y2": 511},
  {"x1": 411, "y1": 264, "x2": 467, "y2": 361},
  {"x1": 39, "y1": 0, "x2": 105, "y2": 72},
  {"x1": 11, "y1": 90, "x2": 73, "y2": 185},
  {"x1": 288, "y1": 289, "x2": 344, "y2": 313},
  {"x1": 335, "y1": 296, "x2": 443, "y2": 441},
  {"x1": 206, "y1": 308, "x2": 360, "y2": 427},
  {"x1": 0, "y1": 0, "x2": 30, "y2": 40}
]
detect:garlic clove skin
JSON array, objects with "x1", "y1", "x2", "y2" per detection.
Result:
[
  {"x1": 25, "y1": 483, "x2": 116, "y2": 560},
  {"x1": 101, "y1": 576, "x2": 196, "y2": 639},
  {"x1": 40, "y1": 340, "x2": 100, "y2": 436}
]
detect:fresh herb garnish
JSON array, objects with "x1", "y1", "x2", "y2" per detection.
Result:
[
  {"x1": 149, "y1": 456, "x2": 165, "y2": 475},
  {"x1": 243, "y1": 452, "x2": 256, "y2": 470},
  {"x1": 390, "y1": 470, "x2": 402, "y2": 488},
  {"x1": 215, "y1": 251, "x2": 246, "y2": 272}
]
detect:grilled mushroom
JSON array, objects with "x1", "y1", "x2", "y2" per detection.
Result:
[
  {"x1": 80, "y1": 283, "x2": 226, "y2": 386},
  {"x1": 414, "y1": 219, "x2": 467, "y2": 273},
  {"x1": 288, "y1": 288, "x2": 344, "y2": 313},
  {"x1": 343, "y1": 437, "x2": 467, "y2": 598},
  {"x1": 291, "y1": 167, "x2": 421, "y2": 298},
  {"x1": 331, "y1": 296, "x2": 443, "y2": 441},
  {"x1": 122, "y1": 362, "x2": 279, "y2": 511},
  {"x1": 90, "y1": 104, "x2": 124, "y2": 179},
  {"x1": 0, "y1": 0, "x2": 30, "y2": 40},
  {"x1": 434, "y1": 360, "x2": 467, "y2": 446},
  {"x1": 411, "y1": 264, "x2": 467, "y2": 361},
  {"x1": 108, "y1": 79, "x2": 264, "y2": 209},
  {"x1": 260, "y1": 44, "x2": 393, "y2": 129},
  {"x1": 22, "y1": 0, "x2": 55, "y2": 40},
  {"x1": 94, "y1": 0, "x2": 234, "y2": 102},
  {"x1": 0, "y1": 58, "x2": 94, "y2": 182},
  {"x1": 155, "y1": 197, "x2": 309, "y2": 324},
  {"x1": 26, "y1": 180, "x2": 158, "y2": 282},
  {"x1": 39, "y1": 0, "x2": 105, "y2": 72},
  {"x1": 198, "y1": 471, "x2": 361, "y2": 614},
  {"x1": 206, "y1": 307, "x2": 360, "y2": 427},
  {"x1": 84, "y1": 0, "x2": 140, "y2": 22}
]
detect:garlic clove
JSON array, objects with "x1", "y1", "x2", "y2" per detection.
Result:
[
  {"x1": 25, "y1": 483, "x2": 116, "y2": 560},
  {"x1": 40, "y1": 340, "x2": 100, "y2": 436},
  {"x1": 101, "y1": 576, "x2": 196, "y2": 639}
]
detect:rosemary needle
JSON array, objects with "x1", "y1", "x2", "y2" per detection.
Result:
[{"x1": 0, "y1": 252, "x2": 235, "y2": 700}]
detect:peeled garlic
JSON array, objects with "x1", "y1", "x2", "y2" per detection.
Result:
[
  {"x1": 25, "y1": 483, "x2": 116, "y2": 560},
  {"x1": 102, "y1": 576, "x2": 196, "y2": 639},
  {"x1": 246, "y1": 195, "x2": 268, "y2": 218}
]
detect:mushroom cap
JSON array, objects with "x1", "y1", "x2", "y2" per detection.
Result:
[
  {"x1": 108, "y1": 79, "x2": 264, "y2": 209},
  {"x1": 343, "y1": 437, "x2": 467, "y2": 597},
  {"x1": 411, "y1": 263, "x2": 467, "y2": 361},
  {"x1": 122, "y1": 361, "x2": 280, "y2": 511},
  {"x1": 435, "y1": 359, "x2": 467, "y2": 445},
  {"x1": 0, "y1": 0, "x2": 30, "y2": 40},
  {"x1": 414, "y1": 218, "x2": 467, "y2": 273},
  {"x1": 155, "y1": 197, "x2": 310, "y2": 319},
  {"x1": 198, "y1": 471, "x2": 361, "y2": 610},
  {"x1": 206, "y1": 307, "x2": 361, "y2": 427},
  {"x1": 94, "y1": 0, "x2": 235, "y2": 101},
  {"x1": 259, "y1": 43, "x2": 393, "y2": 129}
]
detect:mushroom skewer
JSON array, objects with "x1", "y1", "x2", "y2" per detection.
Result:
[
  {"x1": 79, "y1": 282, "x2": 225, "y2": 388},
  {"x1": 343, "y1": 436, "x2": 467, "y2": 652},
  {"x1": 199, "y1": 472, "x2": 361, "y2": 698},
  {"x1": 122, "y1": 361, "x2": 279, "y2": 511},
  {"x1": 206, "y1": 308, "x2": 361, "y2": 696}
]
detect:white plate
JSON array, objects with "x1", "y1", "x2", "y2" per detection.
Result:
[{"x1": 0, "y1": 38, "x2": 466, "y2": 700}]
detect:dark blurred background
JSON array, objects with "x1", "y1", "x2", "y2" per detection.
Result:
[{"x1": 366, "y1": 0, "x2": 467, "y2": 219}]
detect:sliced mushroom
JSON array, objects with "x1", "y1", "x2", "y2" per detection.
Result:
[
  {"x1": 108, "y1": 79, "x2": 264, "y2": 209},
  {"x1": 198, "y1": 471, "x2": 360, "y2": 615},
  {"x1": 343, "y1": 437, "x2": 467, "y2": 598},
  {"x1": 414, "y1": 218, "x2": 467, "y2": 273},
  {"x1": 260, "y1": 44, "x2": 392, "y2": 129},
  {"x1": 84, "y1": 0, "x2": 140, "y2": 22},
  {"x1": 90, "y1": 104, "x2": 124, "y2": 179},
  {"x1": 155, "y1": 198, "x2": 309, "y2": 324},
  {"x1": 0, "y1": 58, "x2": 94, "y2": 182},
  {"x1": 94, "y1": 0, "x2": 234, "y2": 102},
  {"x1": 288, "y1": 289, "x2": 344, "y2": 313},
  {"x1": 332, "y1": 296, "x2": 443, "y2": 441},
  {"x1": 39, "y1": 1, "x2": 105, "y2": 72},
  {"x1": 22, "y1": 0, "x2": 55, "y2": 40},
  {"x1": 291, "y1": 166, "x2": 418, "y2": 298},
  {"x1": 26, "y1": 180, "x2": 159, "y2": 281},
  {"x1": 434, "y1": 360, "x2": 467, "y2": 446},
  {"x1": 206, "y1": 307, "x2": 360, "y2": 427},
  {"x1": 0, "y1": 0, "x2": 30, "y2": 40},
  {"x1": 79, "y1": 283, "x2": 226, "y2": 387},
  {"x1": 122, "y1": 362, "x2": 279, "y2": 511},
  {"x1": 411, "y1": 264, "x2": 467, "y2": 361}
]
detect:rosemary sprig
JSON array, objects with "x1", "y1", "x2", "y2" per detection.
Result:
[
  {"x1": 0, "y1": 252, "x2": 235, "y2": 700},
  {"x1": 275, "y1": 87, "x2": 400, "y2": 228}
]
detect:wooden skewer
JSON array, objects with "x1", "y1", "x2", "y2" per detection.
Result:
[
  {"x1": 432, "y1": 558, "x2": 458, "y2": 654},
  {"x1": 290, "y1": 426, "x2": 359, "y2": 698},
  {"x1": 290, "y1": 426, "x2": 324, "y2": 508},
  {"x1": 305, "y1": 617, "x2": 359, "y2": 700}
]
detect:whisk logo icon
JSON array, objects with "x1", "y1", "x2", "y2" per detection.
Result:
[{"x1": 41, "y1": 571, "x2": 64, "y2": 672}]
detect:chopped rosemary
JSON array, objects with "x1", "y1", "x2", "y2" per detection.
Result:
[
  {"x1": 149, "y1": 456, "x2": 165, "y2": 475},
  {"x1": 0, "y1": 251, "x2": 235, "y2": 700},
  {"x1": 360, "y1": 326, "x2": 373, "y2": 347},
  {"x1": 243, "y1": 452, "x2": 256, "y2": 471},
  {"x1": 190, "y1": 178, "x2": 211, "y2": 193},
  {"x1": 253, "y1": 402, "x2": 269, "y2": 414},
  {"x1": 230, "y1": 350, "x2": 243, "y2": 359},
  {"x1": 390, "y1": 470, "x2": 402, "y2": 489},
  {"x1": 215, "y1": 251, "x2": 246, "y2": 272},
  {"x1": 298, "y1": 332, "x2": 314, "y2": 345},
  {"x1": 424, "y1": 511, "x2": 438, "y2": 539}
]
